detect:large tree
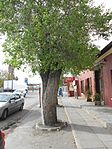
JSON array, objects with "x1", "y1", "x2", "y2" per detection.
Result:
[{"x1": 0, "y1": 0, "x2": 112, "y2": 126}]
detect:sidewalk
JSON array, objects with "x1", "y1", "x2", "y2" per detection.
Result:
[
  {"x1": 5, "y1": 104, "x2": 76, "y2": 149},
  {"x1": 5, "y1": 94, "x2": 112, "y2": 149},
  {"x1": 61, "y1": 96, "x2": 112, "y2": 149}
]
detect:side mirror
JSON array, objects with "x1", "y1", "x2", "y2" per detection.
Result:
[
  {"x1": 9, "y1": 98, "x2": 15, "y2": 103},
  {"x1": 14, "y1": 94, "x2": 21, "y2": 99}
]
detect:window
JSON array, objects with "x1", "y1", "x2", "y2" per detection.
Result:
[{"x1": 81, "y1": 80, "x2": 84, "y2": 93}]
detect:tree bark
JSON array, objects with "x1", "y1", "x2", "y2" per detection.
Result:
[
  {"x1": 40, "y1": 70, "x2": 50, "y2": 95},
  {"x1": 40, "y1": 69, "x2": 62, "y2": 126},
  {"x1": 40, "y1": 70, "x2": 50, "y2": 107}
]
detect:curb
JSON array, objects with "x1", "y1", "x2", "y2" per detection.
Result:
[
  {"x1": 63, "y1": 106, "x2": 82, "y2": 149},
  {"x1": 35, "y1": 120, "x2": 67, "y2": 131}
]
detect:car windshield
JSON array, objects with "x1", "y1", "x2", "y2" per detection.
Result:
[{"x1": 0, "y1": 94, "x2": 10, "y2": 102}]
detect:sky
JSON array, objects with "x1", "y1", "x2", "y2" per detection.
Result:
[
  {"x1": 92, "y1": 0, "x2": 112, "y2": 49},
  {"x1": 0, "y1": 36, "x2": 42, "y2": 84},
  {"x1": 94, "y1": 0, "x2": 112, "y2": 9},
  {"x1": 0, "y1": 0, "x2": 112, "y2": 83}
]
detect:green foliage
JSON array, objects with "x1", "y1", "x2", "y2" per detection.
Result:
[
  {"x1": 0, "y1": 0, "x2": 112, "y2": 74},
  {"x1": 94, "y1": 93, "x2": 101, "y2": 101},
  {"x1": 86, "y1": 89, "x2": 91, "y2": 97},
  {"x1": 86, "y1": 89, "x2": 92, "y2": 102}
]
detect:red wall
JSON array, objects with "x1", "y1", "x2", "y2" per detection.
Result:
[
  {"x1": 102, "y1": 54, "x2": 112, "y2": 106},
  {"x1": 78, "y1": 70, "x2": 95, "y2": 97},
  {"x1": 63, "y1": 77, "x2": 75, "y2": 97}
]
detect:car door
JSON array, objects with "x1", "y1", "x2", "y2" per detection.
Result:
[
  {"x1": 8, "y1": 95, "x2": 17, "y2": 114},
  {"x1": 14, "y1": 94, "x2": 22, "y2": 110}
]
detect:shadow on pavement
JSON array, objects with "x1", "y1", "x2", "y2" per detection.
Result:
[
  {"x1": 70, "y1": 123, "x2": 112, "y2": 135},
  {"x1": 64, "y1": 105, "x2": 81, "y2": 109}
]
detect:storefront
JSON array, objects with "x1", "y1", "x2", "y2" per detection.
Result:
[{"x1": 63, "y1": 77, "x2": 79, "y2": 97}]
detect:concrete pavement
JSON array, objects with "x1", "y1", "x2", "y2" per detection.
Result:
[
  {"x1": 5, "y1": 98, "x2": 76, "y2": 149},
  {"x1": 4, "y1": 92, "x2": 112, "y2": 149},
  {"x1": 61, "y1": 96, "x2": 112, "y2": 149}
]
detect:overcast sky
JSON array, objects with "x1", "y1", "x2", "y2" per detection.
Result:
[
  {"x1": 0, "y1": 0, "x2": 112, "y2": 82},
  {"x1": 94, "y1": 0, "x2": 112, "y2": 9},
  {"x1": 92, "y1": 0, "x2": 112, "y2": 49}
]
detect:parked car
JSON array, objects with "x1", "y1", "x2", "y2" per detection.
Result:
[
  {"x1": 0, "y1": 130, "x2": 5, "y2": 149},
  {"x1": 13, "y1": 89, "x2": 27, "y2": 98},
  {"x1": 0, "y1": 92, "x2": 24, "y2": 120}
]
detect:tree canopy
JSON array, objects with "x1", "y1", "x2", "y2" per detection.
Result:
[
  {"x1": 0, "y1": 0, "x2": 112, "y2": 126},
  {"x1": 0, "y1": 0, "x2": 112, "y2": 74}
]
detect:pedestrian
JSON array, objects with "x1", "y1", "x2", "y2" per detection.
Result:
[
  {"x1": 74, "y1": 85, "x2": 78, "y2": 99},
  {"x1": 58, "y1": 87, "x2": 63, "y2": 97}
]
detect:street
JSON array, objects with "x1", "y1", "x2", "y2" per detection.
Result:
[{"x1": 0, "y1": 90, "x2": 40, "y2": 131}]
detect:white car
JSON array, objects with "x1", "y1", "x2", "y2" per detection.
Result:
[
  {"x1": 0, "y1": 92, "x2": 24, "y2": 120},
  {"x1": 13, "y1": 89, "x2": 27, "y2": 97}
]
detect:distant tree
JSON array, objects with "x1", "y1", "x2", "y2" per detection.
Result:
[
  {"x1": 0, "y1": 0, "x2": 112, "y2": 126},
  {"x1": 8, "y1": 64, "x2": 15, "y2": 79},
  {"x1": 0, "y1": 70, "x2": 10, "y2": 88}
]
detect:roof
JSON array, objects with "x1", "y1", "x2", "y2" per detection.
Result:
[
  {"x1": 95, "y1": 41, "x2": 112, "y2": 64},
  {"x1": 98, "y1": 41, "x2": 112, "y2": 57}
]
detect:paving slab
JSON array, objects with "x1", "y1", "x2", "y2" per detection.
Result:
[
  {"x1": 61, "y1": 97, "x2": 112, "y2": 149},
  {"x1": 5, "y1": 104, "x2": 76, "y2": 149},
  {"x1": 5, "y1": 94, "x2": 112, "y2": 149}
]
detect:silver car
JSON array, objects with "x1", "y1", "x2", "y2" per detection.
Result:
[{"x1": 0, "y1": 92, "x2": 24, "y2": 120}]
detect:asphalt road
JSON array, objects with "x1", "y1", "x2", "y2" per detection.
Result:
[{"x1": 0, "y1": 90, "x2": 40, "y2": 131}]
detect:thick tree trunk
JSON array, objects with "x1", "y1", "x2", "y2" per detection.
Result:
[
  {"x1": 40, "y1": 70, "x2": 50, "y2": 107},
  {"x1": 40, "y1": 69, "x2": 62, "y2": 126}
]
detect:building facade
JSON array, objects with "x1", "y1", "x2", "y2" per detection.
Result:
[
  {"x1": 94, "y1": 41, "x2": 112, "y2": 106},
  {"x1": 78, "y1": 70, "x2": 95, "y2": 98},
  {"x1": 78, "y1": 41, "x2": 112, "y2": 107},
  {"x1": 63, "y1": 76, "x2": 80, "y2": 97}
]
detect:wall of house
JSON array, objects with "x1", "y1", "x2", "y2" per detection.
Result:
[
  {"x1": 78, "y1": 70, "x2": 95, "y2": 97},
  {"x1": 102, "y1": 54, "x2": 112, "y2": 106}
]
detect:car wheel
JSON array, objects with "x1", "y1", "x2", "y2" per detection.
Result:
[
  {"x1": 19, "y1": 104, "x2": 24, "y2": 111},
  {"x1": 2, "y1": 109, "x2": 8, "y2": 120}
]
